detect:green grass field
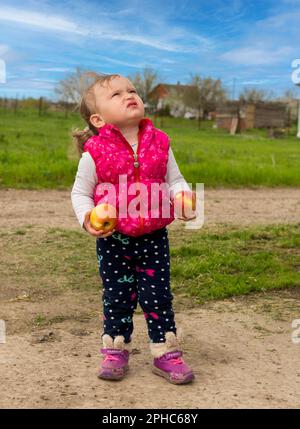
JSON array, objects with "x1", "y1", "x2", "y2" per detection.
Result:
[
  {"x1": 0, "y1": 108, "x2": 300, "y2": 189},
  {"x1": 1, "y1": 223, "x2": 299, "y2": 304},
  {"x1": 1, "y1": 108, "x2": 299, "y2": 303}
]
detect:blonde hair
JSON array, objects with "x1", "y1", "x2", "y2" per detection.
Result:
[{"x1": 72, "y1": 71, "x2": 120, "y2": 156}]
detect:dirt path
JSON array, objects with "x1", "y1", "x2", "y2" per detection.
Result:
[
  {"x1": 1, "y1": 187, "x2": 300, "y2": 229},
  {"x1": 1, "y1": 187, "x2": 300, "y2": 409},
  {"x1": 1, "y1": 290, "x2": 300, "y2": 409}
]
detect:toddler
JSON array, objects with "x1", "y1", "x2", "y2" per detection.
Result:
[{"x1": 71, "y1": 72, "x2": 196, "y2": 384}]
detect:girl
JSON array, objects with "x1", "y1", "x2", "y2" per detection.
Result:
[{"x1": 71, "y1": 72, "x2": 196, "y2": 384}]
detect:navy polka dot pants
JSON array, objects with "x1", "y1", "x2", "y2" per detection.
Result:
[{"x1": 96, "y1": 226, "x2": 177, "y2": 345}]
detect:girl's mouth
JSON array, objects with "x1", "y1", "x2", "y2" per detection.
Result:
[{"x1": 127, "y1": 102, "x2": 138, "y2": 108}]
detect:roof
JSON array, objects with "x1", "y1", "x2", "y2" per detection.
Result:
[{"x1": 148, "y1": 83, "x2": 197, "y2": 100}]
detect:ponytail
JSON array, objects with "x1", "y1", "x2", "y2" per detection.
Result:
[
  {"x1": 71, "y1": 71, "x2": 120, "y2": 157},
  {"x1": 72, "y1": 126, "x2": 95, "y2": 156}
]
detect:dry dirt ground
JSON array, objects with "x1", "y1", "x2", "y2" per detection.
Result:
[{"x1": 1, "y1": 187, "x2": 300, "y2": 409}]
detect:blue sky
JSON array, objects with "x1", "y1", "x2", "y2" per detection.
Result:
[{"x1": 0, "y1": 0, "x2": 299, "y2": 99}]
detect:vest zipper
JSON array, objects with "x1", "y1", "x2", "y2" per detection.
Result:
[{"x1": 117, "y1": 130, "x2": 145, "y2": 235}]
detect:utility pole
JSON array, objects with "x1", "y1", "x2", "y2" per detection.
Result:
[
  {"x1": 297, "y1": 98, "x2": 300, "y2": 138},
  {"x1": 232, "y1": 78, "x2": 236, "y2": 100},
  {"x1": 296, "y1": 83, "x2": 300, "y2": 138}
]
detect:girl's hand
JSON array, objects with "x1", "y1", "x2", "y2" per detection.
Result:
[
  {"x1": 83, "y1": 210, "x2": 115, "y2": 238},
  {"x1": 174, "y1": 191, "x2": 197, "y2": 222},
  {"x1": 176, "y1": 213, "x2": 197, "y2": 221}
]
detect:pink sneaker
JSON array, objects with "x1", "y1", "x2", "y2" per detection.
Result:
[
  {"x1": 153, "y1": 351, "x2": 194, "y2": 384},
  {"x1": 98, "y1": 348, "x2": 129, "y2": 381}
]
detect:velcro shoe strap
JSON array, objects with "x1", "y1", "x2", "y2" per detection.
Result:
[
  {"x1": 100, "y1": 348, "x2": 125, "y2": 355},
  {"x1": 164, "y1": 350, "x2": 182, "y2": 360}
]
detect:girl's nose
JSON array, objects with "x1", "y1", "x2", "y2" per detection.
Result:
[{"x1": 125, "y1": 95, "x2": 136, "y2": 105}]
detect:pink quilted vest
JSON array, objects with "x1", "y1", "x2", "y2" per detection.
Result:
[{"x1": 84, "y1": 118, "x2": 175, "y2": 237}]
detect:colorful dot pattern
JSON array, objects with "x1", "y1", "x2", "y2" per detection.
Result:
[{"x1": 97, "y1": 227, "x2": 176, "y2": 344}]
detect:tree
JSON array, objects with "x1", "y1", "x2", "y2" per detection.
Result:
[
  {"x1": 183, "y1": 74, "x2": 227, "y2": 128},
  {"x1": 283, "y1": 89, "x2": 298, "y2": 100},
  {"x1": 128, "y1": 67, "x2": 159, "y2": 104},
  {"x1": 55, "y1": 67, "x2": 89, "y2": 116},
  {"x1": 239, "y1": 88, "x2": 274, "y2": 104}
]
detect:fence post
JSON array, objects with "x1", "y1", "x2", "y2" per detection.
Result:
[
  {"x1": 38, "y1": 96, "x2": 43, "y2": 116},
  {"x1": 14, "y1": 97, "x2": 18, "y2": 114}
]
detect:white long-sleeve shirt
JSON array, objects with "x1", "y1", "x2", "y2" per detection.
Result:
[{"x1": 71, "y1": 142, "x2": 191, "y2": 228}]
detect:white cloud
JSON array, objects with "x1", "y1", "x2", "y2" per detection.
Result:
[
  {"x1": 96, "y1": 55, "x2": 144, "y2": 69},
  {"x1": 256, "y1": 11, "x2": 300, "y2": 29},
  {"x1": 3, "y1": 78, "x2": 55, "y2": 91},
  {"x1": 32, "y1": 78, "x2": 59, "y2": 83},
  {"x1": 0, "y1": 44, "x2": 10, "y2": 56},
  {"x1": 96, "y1": 32, "x2": 183, "y2": 53},
  {"x1": 40, "y1": 67, "x2": 75, "y2": 72},
  {"x1": 240, "y1": 79, "x2": 275, "y2": 85},
  {"x1": 218, "y1": 2, "x2": 299, "y2": 71},
  {"x1": 161, "y1": 59, "x2": 176, "y2": 64},
  {"x1": 0, "y1": 5, "x2": 213, "y2": 54},
  {"x1": 0, "y1": 7, "x2": 87, "y2": 35},
  {"x1": 221, "y1": 46, "x2": 294, "y2": 66}
]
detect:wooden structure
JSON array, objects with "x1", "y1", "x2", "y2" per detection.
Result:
[{"x1": 215, "y1": 101, "x2": 287, "y2": 132}]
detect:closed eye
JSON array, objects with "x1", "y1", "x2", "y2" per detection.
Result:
[{"x1": 112, "y1": 90, "x2": 136, "y2": 97}]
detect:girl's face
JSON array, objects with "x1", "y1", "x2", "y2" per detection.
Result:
[{"x1": 90, "y1": 76, "x2": 145, "y2": 129}]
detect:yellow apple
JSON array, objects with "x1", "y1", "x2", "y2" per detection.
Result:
[
  {"x1": 174, "y1": 191, "x2": 196, "y2": 218},
  {"x1": 90, "y1": 203, "x2": 118, "y2": 232}
]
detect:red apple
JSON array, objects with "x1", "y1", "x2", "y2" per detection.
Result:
[
  {"x1": 90, "y1": 203, "x2": 118, "y2": 232},
  {"x1": 173, "y1": 190, "x2": 196, "y2": 218}
]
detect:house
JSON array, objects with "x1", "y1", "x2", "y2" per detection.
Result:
[{"x1": 148, "y1": 82, "x2": 199, "y2": 118}]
